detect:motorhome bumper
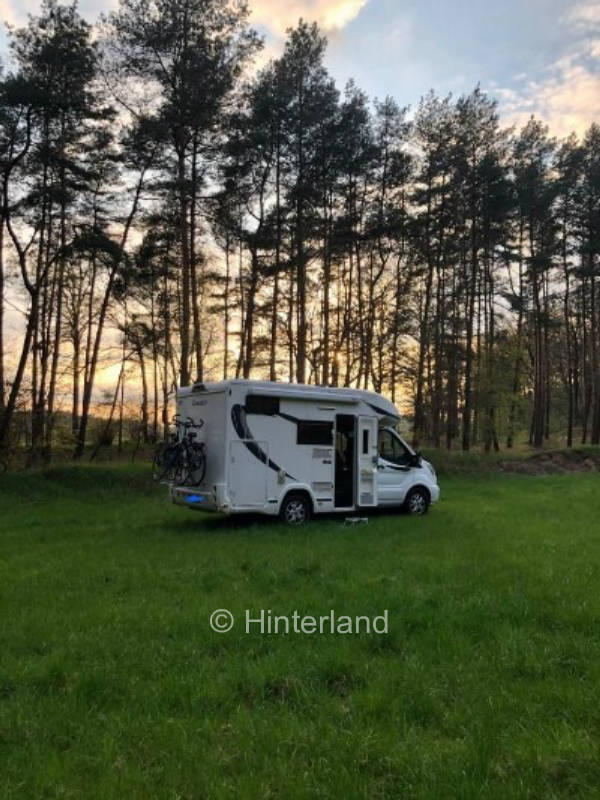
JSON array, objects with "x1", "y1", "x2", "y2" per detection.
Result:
[{"x1": 170, "y1": 487, "x2": 219, "y2": 511}]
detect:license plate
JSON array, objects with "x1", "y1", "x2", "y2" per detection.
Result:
[{"x1": 185, "y1": 494, "x2": 204, "y2": 504}]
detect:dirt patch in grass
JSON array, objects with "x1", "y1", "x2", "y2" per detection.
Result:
[
  {"x1": 423, "y1": 445, "x2": 600, "y2": 476},
  {"x1": 498, "y1": 448, "x2": 600, "y2": 475}
]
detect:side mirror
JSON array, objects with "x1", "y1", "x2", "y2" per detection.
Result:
[{"x1": 411, "y1": 451, "x2": 422, "y2": 468}]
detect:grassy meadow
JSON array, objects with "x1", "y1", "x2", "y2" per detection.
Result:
[{"x1": 1, "y1": 463, "x2": 600, "y2": 798}]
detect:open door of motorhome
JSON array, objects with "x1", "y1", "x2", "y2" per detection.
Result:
[{"x1": 357, "y1": 416, "x2": 378, "y2": 507}]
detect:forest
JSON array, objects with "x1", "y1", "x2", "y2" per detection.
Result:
[{"x1": 0, "y1": 0, "x2": 599, "y2": 463}]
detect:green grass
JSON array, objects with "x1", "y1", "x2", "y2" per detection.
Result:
[{"x1": 1, "y1": 465, "x2": 600, "y2": 798}]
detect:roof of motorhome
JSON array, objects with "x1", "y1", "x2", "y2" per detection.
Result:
[{"x1": 178, "y1": 380, "x2": 400, "y2": 419}]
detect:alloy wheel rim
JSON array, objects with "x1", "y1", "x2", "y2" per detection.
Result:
[
  {"x1": 409, "y1": 493, "x2": 426, "y2": 514},
  {"x1": 286, "y1": 500, "x2": 306, "y2": 524}
]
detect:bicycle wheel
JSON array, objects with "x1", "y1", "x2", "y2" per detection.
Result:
[
  {"x1": 153, "y1": 442, "x2": 181, "y2": 483},
  {"x1": 169, "y1": 443, "x2": 188, "y2": 485},
  {"x1": 185, "y1": 443, "x2": 206, "y2": 486},
  {"x1": 152, "y1": 442, "x2": 169, "y2": 481},
  {"x1": 166, "y1": 445, "x2": 183, "y2": 483}
]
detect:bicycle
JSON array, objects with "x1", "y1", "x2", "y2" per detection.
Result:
[
  {"x1": 152, "y1": 430, "x2": 180, "y2": 484},
  {"x1": 152, "y1": 416, "x2": 206, "y2": 486}
]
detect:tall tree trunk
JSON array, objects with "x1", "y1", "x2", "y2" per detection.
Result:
[
  {"x1": 296, "y1": 85, "x2": 307, "y2": 384},
  {"x1": 528, "y1": 218, "x2": 547, "y2": 449},
  {"x1": 151, "y1": 288, "x2": 158, "y2": 442},
  {"x1": 162, "y1": 262, "x2": 171, "y2": 438},
  {"x1": 0, "y1": 294, "x2": 39, "y2": 447},
  {"x1": 0, "y1": 218, "x2": 4, "y2": 410},
  {"x1": 296, "y1": 226, "x2": 307, "y2": 383},
  {"x1": 223, "y1": 232, "x2": 231, "y2": 379},
  {"x1": 137, "y1": 343, "x2": 149, "y2": 444},
  {"x1": 413, "y1": 184, "x2": 434, "y2": 447},
  {"x1": 507, "y1": 220, "x2": 525, "y2": 448},
  {"x1": 269, "y1": 130, "x2": 282, "y2": 382},
  {"x1": 90, "y1": 363, "x2": 124, "y2": 462},
  {"x1": 235, "y1": 231, "x2": 245, "y2": 379},
  {"x1": 189, "y1": 134, "x2": 203, "y2": 383},
  {"x1": 72, "y1": 332, "x2": 80, "y2": 437},
  {"x1": 74, "y1": 158, "x2": 151, "y2": 458},
  {"x1": 29, "y1": 161, "x2": 51, "y2": 464},
  {"x1": 118, "y1": 334, "x2": 126, "y2": 453},
  {"x1": 0, "y1": 108, "x2": 32, "y2": 444},
  {"x1": 45, "y1": 144, "x2": 68, "y2": 461},
  {"x1": 462, "y1": 226, "x2": 478, "y2": 451},
  {"x1": 322, "y1": 196, "x2": 332, "y2": 386},
  {"x1": 590, "y1": 272, "x2": 600, "y2": 444},
  {"x1": 242, "y1": 250, "x2": 258, "y2": 379},
  {"x1": 178, "y1": 146, "x2": 191, "y2": 387},
  {"x1": 288, "y1": 267, "x2": 295, "y2": 382},
  {"x1": 562, "y1": 213, "x2": 574, "y2": 447}
]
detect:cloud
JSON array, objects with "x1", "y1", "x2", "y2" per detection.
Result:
[
  {"x1": 563, "y1": 1, "x2": 600, "y2": 27},
  {"x1": 497, "y1": 3, "x2": 600, "y2": 139},
  {"x1": 0, "y1": 0, "x2": 367, "y2": 65},
  {"x1": 1, "y1": 0, "x2": 369, "y2": 33},
  {"x1": 0, "y1": 0, "x2": 39, "y2": 27},
  {"x1": 250, "y1": 0, "x2": 368, "y2": 36},
  {"x1": 0, "y1": 0, "x2": 118, "y2": 32},
  {"x1": 499, "y1": 64, "x2": 600, "y2": 138}
]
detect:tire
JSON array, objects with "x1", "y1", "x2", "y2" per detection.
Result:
[
  {"x1": 404, "y1": 486, "x2": 430, "y2": 516},
  {"x1": 173, "y1": 451, "x2": 188, "y2": 486},
  {"x1": 153, "y1": 442, "x2": 180, "y2": 483},
  {"x1": 152, "y1": 442, "x2": 170, "y2": 482},
  {"x1": 185, "y1": 443, "x2": 206, "y2": 486},
  {"x1": 279, "y1": 493, "x2": 311, "y2": 526}
]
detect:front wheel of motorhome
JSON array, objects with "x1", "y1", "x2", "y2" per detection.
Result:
[
  {"x1": 404, "y1": 487, "x2": 430, "y2": 516},
  {"x1": 280, "y1": 493, "x2": 312, "y2": 526}
]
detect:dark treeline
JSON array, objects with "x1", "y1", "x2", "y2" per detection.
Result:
[{"x1": 0, "y1": 0, "x2": 599, "y2": 463}]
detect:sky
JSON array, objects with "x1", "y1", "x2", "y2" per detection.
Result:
[
  {"x1": 0, "y1": 0, "x2": 598, "y2": 398},
  {"x1": 1, "y1": 0, "x2": 600, "y2": 138}
]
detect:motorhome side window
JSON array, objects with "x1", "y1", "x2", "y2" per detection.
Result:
[
  {"x1": 245, "y1": 395, "x2": 280, "y2": 415},
  {"x1": 378, "y1": 430, "x2": 411, "y2": 466},
  {"x1": 297, "y1": 421, "x2": 334, "y2": 446}
]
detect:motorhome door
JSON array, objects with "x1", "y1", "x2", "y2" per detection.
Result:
[
  {"x1": 357, "y1": 416, "x2": 378, "y2": 507},
  {"x1": 335, "y1": 415, "x2": 355, "y2": 508},
  {"x1": 229, "y1": 440, "x2": 268, "y2": 507}
]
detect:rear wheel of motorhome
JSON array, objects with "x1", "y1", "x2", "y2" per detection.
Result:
[
  {"x1": 280, "y1": 493, "x2": 311, "y2": 526},
  {"x1": 404, "y1": 486, "x2": 430, "y2": 516}
]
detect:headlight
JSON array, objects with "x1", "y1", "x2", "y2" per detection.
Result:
[{"x1": 426, "y1": 462, "x2": 436, "y2": 479}]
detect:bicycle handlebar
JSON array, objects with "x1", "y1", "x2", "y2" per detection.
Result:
[{"x1": 173, "y1": 414, "x2": 204, "y2": 430}]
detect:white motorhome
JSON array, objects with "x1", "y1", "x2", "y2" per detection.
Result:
[{"x1": 169, "y1": 380, "x2": 439, "y2": 524}]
